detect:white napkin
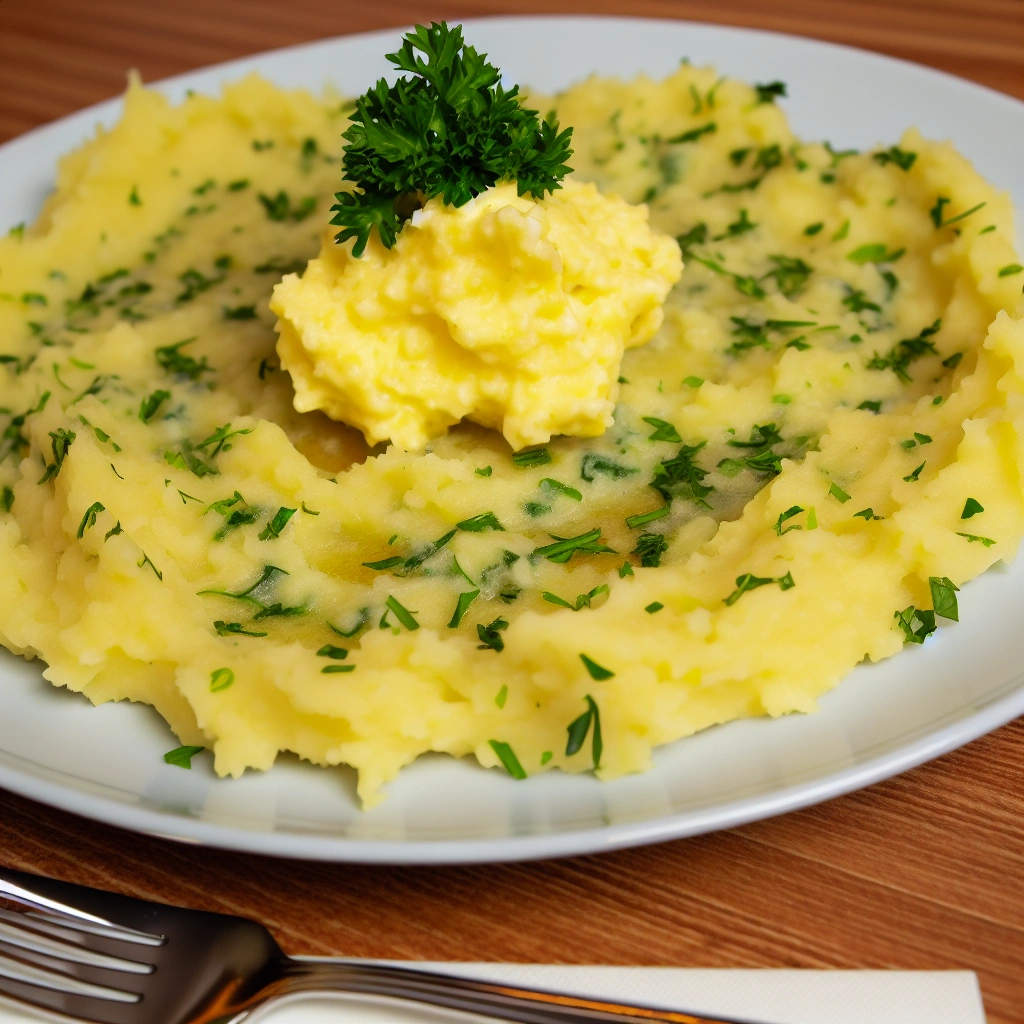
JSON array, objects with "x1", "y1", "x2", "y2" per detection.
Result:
[{"x1": 0, "y1": 963, "x2": 987, "y2": 1024}]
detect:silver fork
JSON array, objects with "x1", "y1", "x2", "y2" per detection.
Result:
[{"x1": 0, "y1": 865, "x2": 771, "y2": 1024}]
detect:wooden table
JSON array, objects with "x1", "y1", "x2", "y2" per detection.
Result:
[{"x1": 1, "y1": 1, "x2": 1022, "y2": 1021}]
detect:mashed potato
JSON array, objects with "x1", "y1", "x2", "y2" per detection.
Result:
[
  {"x1": 0, "y1": 67, "x2": 1022, "y2": 806},
  {"x1": 272, "y1": 180, "x2": 682, "y2": 451}
]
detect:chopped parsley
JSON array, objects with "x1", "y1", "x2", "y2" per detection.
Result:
[
  {"x1": 363, "y1": 555, "x2": 404, "y2": 570},
  {"x1": 565, "y1": 694, "x2": 602, "y2": 769},
  {"x1": 868, "y1": 319, "x2": 941, "y2": 382},
  {"x1": 625, "y1": 505, "x2": 670, "y2": 529},
  {"x1": 195, "y1": 423, "x2": 253, "y2": 458},
  {"x1": 475, "y1": 466, "x2": 493, "y2": 477},
  {"x1": 895, "y1": 605, "x2": 936, "y2": 644},
  {"x1": 903, "y1": 462, "x2": 925, "y2": 483},
  {"x1": 829, "y1": 482, "x2": 851, "y2": 503},
  {"x1": 773, "y1": 505, "x2": 804, "y2": 535},
  {"x1": 754, "y1": 81, "x2": 787, "y2": 104},
  {"x1": 448, "y1": 589, "x2": 480, "y2": 627},
  {"x1": 258, "y1": 191, "x2": 317, "y2": 222},
  {"x1": 631, "y1": 531, "x2": 669, "y2": 567},
  {"x1": 38, "y1": 428, "x2": 75, "y2": 485},
  {"x1": 957, "y1": 532, "x2": 995, "y2": 547},
  {"x1": 804, "y1": 222, "x2": 824, "y2": 235},
  {"x1": 539, "y1": 478, "x2": 582, "y2": 501},
  {"x1": 259, "y1": 507, "x2": 296, "y2": 541},
  {"x1": 847, "y1": 243, "x2": 905, "y2": 265},
  {"x1": 332, "y1": 22, "x2": 573, "y2": 256},
  {"x1": 858, "y1": 400, "x2": 882, "y2": 413},
  {"x1": 618, "y1": 561, "x2": 634, "y2": 578},
  {"x1": 155, "y1": 337, "x2": 211, "y2": 380},
  {"x1": 684, "y1": 375, "x2": 704, "y2": 388},
  {"x1": 643, "y1": 417, "x2": 682, "y2": 443},
  {"x1": 999, "y1": 263, "x2": 1023, "y2": 277},
  {"x1": 763, "y1": 254, "x2": 813, "y2": 297},
  {"x1": 542, "y1": 584, "x2": 608, "y2": 611},
  {"x1": 853, "y1": 508, "x2": 881, "y2": 520},
  {"x1": 534, "y1": 527, "x2": 616, "y2": 564},
  {"x1": 137, "y1": 552, "x2": 163, "y2": 580},
  {"x1": 317, "y1": 644, "x2": 348, "y2": 660},
  {"x1": 214, "y1": 620, "x2": 268, "y2": 638},
  {"x1": 645, "y1": 602, "x2": 664, "y2": 614},
  {"x1": 724, "y1": 571, "x2": 794, "y2": 605},
  {"x1": 322, "y1": 664, "x2": 356, "y2": 674},
  {"x1": 579, "y1": 653, "x2": 614, "y2": 680},
  {"x1": 714, "y1": 208, "x2": 757, "y2": 240},
  {"x1": 651, "y1": 441, "x2": 713, "y2": 506},
  {"x1": 0, "y1": 486, "x2": 13, "y2": 513},
  {"x1": 873, "y1": 146, "x2": 917, "y2": 171},
  {"x1": 165, "y1": 442, "x2": 217, "y2": 478},
  {"x1": 139, "y1": 389, "x2": 171, "y2": 423},
  {"x1": 929, "y1": 576, "x2": 959, "y2": 621},
  {"x1": 580, "y1": 453, "x2": 637, "y2": 481},
  {"x1": 488, "y1": 739, "x2": 527, "y2": 779},
  {"x1": 961, "y1": 498, "x2": 984, "y2": 519},
  {"x1": 457, "y1": 511, "x2": 504, "y2": 532},
  {"x1": 210, "y1": 667, "x2": 235, "y2": 692},
  {"x1": 384, "y1": 594, "x2": 419, "y2": 631},
  {"x1": 477, "y1": 616, "x2": 509, "y2": 651},
  {"x1": 164, "y1": 745, "x2": 204, "y2": 768},
  {"x1": 223, "y1": 304, "x2": 258, "y2": 320},
  {"x1": 512, "y1": 447, "x2": 552, "y2": 469},
  {"x1": 76, "y1": 501, "x2": 105, "y2": 538}
]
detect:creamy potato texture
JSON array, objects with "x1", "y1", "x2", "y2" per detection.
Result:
[
  {"x1": 273, "y1": 180, "x2": 682, "y2": 451},
  {"x1": 1, "y1": 67, "x2": 1022, "y2": 806}
]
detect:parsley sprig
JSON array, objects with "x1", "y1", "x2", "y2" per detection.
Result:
[{"x1": 332, "y1": 22, "x2": 574, "y2": 257}]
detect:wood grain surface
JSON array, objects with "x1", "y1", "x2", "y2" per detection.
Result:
[{"x1": 0, "y1": 1, "x2": 1022, "y2": 1022}]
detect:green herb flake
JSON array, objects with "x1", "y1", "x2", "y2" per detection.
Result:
[
  {"x1": 448, "y1": 589, "x2": 480, "y2": 628},
  {"x1": 942, "y1": 352, "x2": 963, "y2": 369},
  {"x1": 210, "y1": 667, "x2": 235, "y2": 692},
  {"x1": 847, "y1": 243, "x2": 905, "y2": 265},
  {"x1": 512, "y1": 447, "x2": 552, "y2": 469},
  {"x1": 683, "y1": 375, "x2": 704, "y2": 387},
  {"x1": 804, "y1": 222, "x2": 824, "y2": 235},
  {"x1": 227, "y1": 178, "x2": 250, "y2": 191},
  {"x1": 164, "y1": 744, "x2": 204, "y2": 768},
  {"x1": 385, "y1": 594, "x2": 419, "y2": 631},
  {"x1": 137, "y1": 552, "x2": 163, "y2": 580},
  {"x1": 214, "y1": 620, "x2": 267, "y2": 638},
  {"x1": 457, "y1": 511, "x2": 504, "y2": 532},
  {"x1": 564, "y1": 694, "x2": 603, "y2": 769},
  {"x1": 643, "y1": 416, "x2": 682, "y2": 443},
  {"x1": 540, "y1": 750, "x2": 553, "y2": 765},
  {"x1": 363, "y1": 555, "x2": 404, "y2": 570},
  {"x1": 873, "y1": 146, "x2": 917, "y2": 170},
  {"x1": 961, "y1": 498, "x2": 984, "y2": 519},
  {"x1": 631, "y1": 531, "x2": 669, "y2": 568},
  {"x1": 317, "y1": 644, "x2": 348, "y2": 660},
  {"x1": 477, "y1": 617, "x2": 509, "y2": 651},
  {"x1": 580, "y1": 453, "x2": 637, "y2": 481},
  {"x1": 853, "y1": 508, "x2": 879, "y2": 520},
  {"x1": 223, "y1": 304, "x2": 258, "y2": 320},
  {"x1": 488, "y1": 739, "x2": 527, "y2": 779},
  {"x1": 38, "y1": 428, "x2": 76, "y2": 485},
  {"x1": 259, "y1": 506, "x2": 297, "y2": 541},
  {"x1": 956, "y1": 531, "x2": 995, "y2": 547},
  {"x1": 903, "y1": 462, "x2": 925, "y2": 483},
  {"x1": 129, "y1": 186, "x2": 142, "y2": 206},
  {"x1": 773, "y1": 505, "x2": 804, "y2": 536},
  {"x1": 998, "y1": 263, "x2": 1023, "y2": 277},
  {"x1": 534, "y1": 527, "x2": 616, "y2": 564},
  {"x1": 0, "y1": 486, "x2": 13, "y2": 513},
  {"x1": 495, "y1": 684, "x2": 508, "y2": 708},
  {"x1": 645, "y1": 601, "x2": 664, "y2": 614},
  {"x1": 625, "y1": 505, "x2": 671, "y2": 529},
  {"x1": 858, "y1": 400, "x2": 882, "y2": 413},
  {"x1": 929, "y1": 576, "x2": 960, "y2": 621},
  {"x1": 754, "y1": 81, "x2": 787, "y2": 104},
  {"x1": 618, "y1": 561, "x2": 634, "y2": 578},
  {"x1": 539, "y1": 478, "x2": 582, "y2": 501},
  {"x1": 895, "y1": 605, "x2": 937, "y2": 644},
  {"x1": 580, "y1": 653, "x2": 614, "y2": 680},
  {"x1": 139, "y1": 389, "x2": 171, "y2": 423},
  {"x1": 828, "y1": 482, "x2": 851, "y2": 503},
  {"x1": 651, "y1": 441, "x2": 712, "y2": 506},
  {"x1": 475, "y1": 465, "x2": 493, "y2": 477},
  {"x1": 322, "y1": 664, "x2": 356, "y2": 674},
  {"x1": 76, "y1": 501, "x2": 105, "y2": 538},
  {"x1": 155, "y1": 337, "x2": 212, "y2": 380}
]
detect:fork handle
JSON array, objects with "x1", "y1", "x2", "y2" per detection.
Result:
[{"x1": 276, "y1": 960, "x2": 761, "y2": 1024}]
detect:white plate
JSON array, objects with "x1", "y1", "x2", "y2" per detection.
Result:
[{"x1": 2, "y1": 16, "x2": 1023, "y2": 864}]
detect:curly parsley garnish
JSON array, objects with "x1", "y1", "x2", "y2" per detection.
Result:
[{"x1": 331, "y1": 22, "x2": 573, "y2": 257}]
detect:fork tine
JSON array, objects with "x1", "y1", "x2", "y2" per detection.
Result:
[
  {"x1": 0, "y1": 960, "x2": 142, "y2": 1024},
  {"x1": 0, "y1": 909, "x2": 155, "y2": 970},
  {"x1": 0, "y1": 938, "x2": 149, "y2": 995}
]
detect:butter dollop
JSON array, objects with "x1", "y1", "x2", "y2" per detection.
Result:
[{"x1": 271, "y1": 179, "x2": 682, "y2": 451}]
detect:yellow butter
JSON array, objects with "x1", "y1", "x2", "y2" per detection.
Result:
[{"x1": 271, "y1": 179, "x2": 682, "y2": 450}]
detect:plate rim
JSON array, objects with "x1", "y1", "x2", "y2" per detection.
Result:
[{"x1": 1, "y1": 14, "x2": 1023, "y2": 864}]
